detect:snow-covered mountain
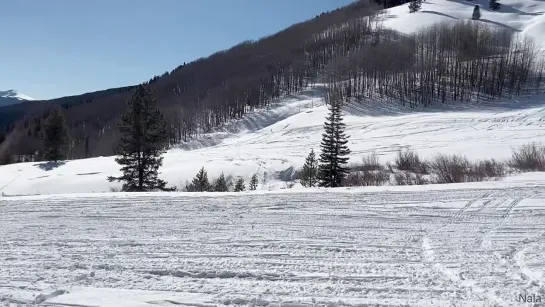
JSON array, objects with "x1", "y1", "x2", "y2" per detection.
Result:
[{"x1": 0, "y1": 89, "x2": 35, "y2": 107}]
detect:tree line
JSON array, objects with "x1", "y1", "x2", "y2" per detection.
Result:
[{"x1": 325, "y1": 20, "x2": 544, "y2": 109}]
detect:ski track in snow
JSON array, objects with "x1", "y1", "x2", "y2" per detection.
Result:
[{"x1": 1, "y1": 185, "x2": 544, "y2": 306}]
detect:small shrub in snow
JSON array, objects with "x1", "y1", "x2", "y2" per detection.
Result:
[
  {"x1": 394, "y1": 171, "x2": 428, "y2": 186},
  {"x1": 468, "y1": 159, "x2": 506, "y2": 181},
  {"x1": 429, "y1": 154, "x2": 471, "y2": 184},
  {"x1": 351, "y1": 153, "x2": 383, "y2": 172},
  {"x1": 394, "y1": 149, "x2": 428, "y2": 174},
  {"x1": 509, "y1": 143, "x2": 545, "y2": 172},
  {"x1": 428, "y1": 154, "x2": 506, "y2": 183},
  {"x1": 344, "y1": 170, "x2": 390, "y2": 187}
]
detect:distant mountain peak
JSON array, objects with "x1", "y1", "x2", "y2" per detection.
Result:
[
  {"x1": 0, "y1": 89, "x2": 35, "y2": 101},
  {"x1": 0, "y1": 89, "x2": 35, "y2": 107}
]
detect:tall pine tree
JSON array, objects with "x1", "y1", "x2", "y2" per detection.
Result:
[
  {"x1": 317, "y1": 89, "x2": 351, "y2": 188},
  {"x1": 234, "y1": 177, "x2": 246, "y2": 192},
  {"x1": 43, "y1": 107, "x2": 68, "y2": 162},
  {"x1": 187, "y1": 167, "x2": 210, "y2": 192},
  {"x1": 249, "y1": 174, "x2": 259, "y2": 190},
  {"x1": 300, "y1": 149, "x2": 318, "y2": 187},
  {"x1": 107, "y1": 84, "x2": 171, "y2": 191},
  {"x1": 213, "y1": 172, "x2": 228, "y2": 192}
]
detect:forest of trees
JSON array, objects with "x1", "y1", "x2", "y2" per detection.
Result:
[{"x1": 0, "y1": 0, "x2": 543, "y2": 165}]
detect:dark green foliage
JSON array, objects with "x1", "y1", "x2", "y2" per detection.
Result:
[
  {"x1": 43, "y1": 108, "x2": 68, "y2": 162},
  {"x1": 300, "y1": 149, "x2": 318, "y2": 187},
  {"x1": 234, "y1": 177, "x2": 245, "y2": 192},
  {"x1": 249, "y1": 174, "x2": 259, "y2": 191},
  {"x1": 489, "y1": 0, "x2": 500, "y2": 10},
  {"x1": 472, "y1": 5, "x2": 481, "y2": 20},
  {"x1": 187, "y1": 167, "x2": 211, "y2": 192},
  {"x1": 213, "y1": 172, "x2": 229, "y2": 192},
  {"x1": 409, "y1": 0, "x2": 422, "y2": 13},
  {"x1": 317, "y1": 90, "x2": 351, "y2": 187},
  {"x1": 107, "y1": 84, "x2": 172, "y2": 192}
]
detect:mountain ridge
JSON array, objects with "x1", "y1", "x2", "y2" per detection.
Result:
[{"x1": 0, "y1": 89, "x2": 34, "y2": 107}]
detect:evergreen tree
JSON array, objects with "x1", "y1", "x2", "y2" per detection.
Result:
[
  {"x1": 213, "y1": 172, "x2": 228, "y2": 192},
  {"x1": 249, "y1": 174, "x2": 259, "y2": 190},
  {"x1": 187, "y1": 167, "x2": 210, "y2": 192},
  {"x1": 107, "y1": 84, "x2": 172, "y2": 192},
  {"x1": 300, "y1": 149, "x2": 318, "y2": 187},
  {"x1": 43, "y1": 107, "x2": 68, "y2": 162},
  {"x1": 409, "y1": 0, "x2": 422, "y2": 13},
  {"x1": 234, "y1": 177, "x2": 245, "y2": 192},
  {"x1": 317, "y1": 89, "x2": 351, "y2": 188},
  {"x1": 489, "y1": 0, "x2": 500, "y2": 10},
  {"x1": 472, "y1": 5, "x2": 481, "y2": 20}
]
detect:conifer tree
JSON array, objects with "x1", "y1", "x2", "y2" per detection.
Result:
[
  {"x1": 107, "y1": 84, "x2": 172, "y2": 191},
  {"x1": 409, "y1": 0, "x2": 422, "y2": 13},
  {"x1": 187, "y1": 167, "x2": 210, "y2": 192},
  {"x1": 43, "y1": 107, "x2": 68, "y2": 162},
  {"x1": 249, "y1": 174, "x2": 259, "y2": 190},
  {"x1": 489, "y1": 0, "x2": 500, "y2": 10},
  {"x1": 213, "y1": 172, "x2": 228, "y2": 192},
  {"x1": 472, "y1": 5, "x2": 481, "y2": 20},
  {"x1": 234, "y1": 177, "x2": 245, "y2": 192},
  {"x1": 300, "y1": 149, "x2": 318, "y2": 187},
  {"x1": 317, "y1": 89, "x2": 351, "y2": 188}
]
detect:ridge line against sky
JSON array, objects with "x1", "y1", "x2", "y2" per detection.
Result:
[{"x1": 0, "y1": 0, "x2": 355, "y2": 100}]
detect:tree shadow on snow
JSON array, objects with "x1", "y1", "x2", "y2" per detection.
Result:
[
  {"x1": 479, "y1": 19, "x2": 521, "y2": 32},
  {"x1": 447, "y1": 0, "x2": 544, "y2": 16},
  {"x1": 34, "y1": 161, "x2": 67, "y2": 171},
  {"x1": 420, "y1": 10, "x2": 459, "y2": 19}
]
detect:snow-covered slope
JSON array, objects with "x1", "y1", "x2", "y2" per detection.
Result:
[
  {"x1": 382, "y1": 0, "x2": 545, "y2": 50},
  {"x1": 1, "y1": 0, "x2": 545, "y2": 196},
  {"x1": 0, "y1": 89, "x2": 35, "y2": 107},
  {"x1": 1, "y1": 86, "x2": 545, "y2": 196}
]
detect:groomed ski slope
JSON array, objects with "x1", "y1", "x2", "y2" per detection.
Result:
[{"x1": 1, "y1": 179, "x2": 545, "y2": 306}]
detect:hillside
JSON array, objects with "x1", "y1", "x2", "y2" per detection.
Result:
[
  {"x1": 2, "y1": 0, "x2": 544, "y2": 161},
  {"x1": 1, "y1": 85, "x2": 545, "y2": 196},
  {"x1": 0, "y1": 0, "x2": 378, "y2": 159}
]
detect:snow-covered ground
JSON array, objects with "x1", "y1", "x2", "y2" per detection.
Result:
[{"x1": 1, "y1": 178, "x2": 545, "y2": 306}]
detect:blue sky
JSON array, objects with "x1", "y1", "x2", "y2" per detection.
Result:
[{"x1": 0, "y1": 0, "x2": 354, "y2": 100}]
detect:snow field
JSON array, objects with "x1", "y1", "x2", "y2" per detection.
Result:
[{"x1": 1, "y1": 180, "x2": 544, "y2": 306}]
